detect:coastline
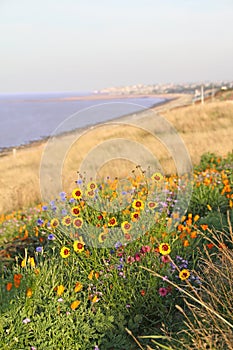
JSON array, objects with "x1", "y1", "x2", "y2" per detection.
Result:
[
  {"x1": 1, "y1": 92, "x2": 233, "y2": 214},
  {"x1": 0, "y1": 93, "x2": 181, "y2": 157}
]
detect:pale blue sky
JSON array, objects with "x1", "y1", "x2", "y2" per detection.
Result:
[{"x1": 1, "y1": 0, "x2": 233, "y2": 92}]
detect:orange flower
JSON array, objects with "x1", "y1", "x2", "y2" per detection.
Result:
[
  {"x1": 74, "y1": 282, "x2": 83, "y2": 293},
  {"x1": 88, "y1": 270, "x2": 94, "y2": 280},
  {"x1": 201, "y1": 224, "x2": 208, "y2": 231},
  {"x1": 91, "y1": 295, "x2": 99, "y2": 303},
  {"x1": 26, "y1": 287, "x2": 33, "y2": 298},
  {"x1": 207, "y1": 243, "x2": 214, "y2": 250},
  {"x1": 194, "y1": 215, "x2": 200, "y2": 222},
  {"x1": 14, "y1": 273, "x2": 23, "y2": 288},
  {"x1": 190, "y1": 231, "x2": 197, "y2": 239},
  {"x1": 6, "y1": 282, "x2": 13, "y2": 291},
  {"x1": 70, "y1": 300, "x2": 81, "y2": 310},
  {"x1": 183, "y1": 240, "x2": 189, "y2": 247},
  {"x1": 57, "y1": 285, "x2": 65, "y2": 296}
]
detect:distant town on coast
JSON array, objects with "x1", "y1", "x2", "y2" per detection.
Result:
[{"x1": 97, "y1": 80, "x2": 233, "y2": 99}]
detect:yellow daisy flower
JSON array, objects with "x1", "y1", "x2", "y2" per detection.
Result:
[
  {"x1": 121, "y1": 221, "x2": 132, "y2": 232},
  {"x1": 62, "y1": 215, "x2": 72, "y2": 226},
  {"x1": 132, "y1": 199, "x2": 144, "y2": 210},
  {"x1": 73, "y1": 239, "x2": 85, "y2": 253},
  {"x1": 60, "y1": 246, "x2": 70, "y2": 258},
  {"x1": 73, "y1": 217, "x2": 83, "y2": 228},
  {"x1": 179, "y1": 269, "x2": 190, "y2": 281},
  {"x1": 71, "y1": 206, "x2": 81, "y2": 216},
  {"x1": 50, "y1": 218, "x2": 59, "y2": 228},
  {"x1": 72, "y1": 188, "x2": 83, "y2": 200},
  {"x1": 159, "y1": 243, "x2": 171, "y2": 255},
  {"x1": 108, "y1": 217, "x2": 117, "y2": 227},
  {"x1": 151, "y1": 172, "x2": 163, "y2": 182}
]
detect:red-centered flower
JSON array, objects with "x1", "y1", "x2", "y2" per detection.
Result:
[
  {"x1": 140, "y1": 289, "x2": 146, "y2": 296},
  {"x1": 159, "y1": 243, "x2": 171, "y2": 255},
  {"x1": 121, "y1": 221, "x2": 132, "y2": 232},
  {"x1": 131, "y1": 211, "x2": 140, "y2": 221},
  {"x1": 50, "y1": 218, "x2": 59, "y2": 228},
  {"x1": 148, "y1": 201, "x2": 158, "y2": 209},
  {"x1": 71, "y1": 206, "x2": 80, "y2": 216},
  {"x1": 60, "y1": 246, "x2": 70, "y2": 258},
  {"x1": 151, "y1": 172, "x2": 163, "y2": 182},
  {"x1": 108, "y1": 217, "x2": 117, "y2": 227},
  {"x1": 62, "y1": 215, "x2": 72, "y2": 226},
  {"x1": 179, "y1": 269, "x2": 190, "y2": 281},
  {"x1": 72, "y1": 188, "x2": 82, "y2": 200},
  {"x1": 73, "y1": 239, "x2": 85, "y2": 253},
  {"x1": 73, "y1": 217, "x2": 83, "y2": 228},
  {"x1": 132, "y1": 199, "x2": 144, "y2": 210}
]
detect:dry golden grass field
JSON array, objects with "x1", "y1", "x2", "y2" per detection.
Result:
[{"x1": 0, "y1": 93, "x2": 232, "y2": 214}]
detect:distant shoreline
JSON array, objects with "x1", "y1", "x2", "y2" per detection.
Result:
[{"x1": 0, "y1": 93, "x2": 178, "y2": 156}]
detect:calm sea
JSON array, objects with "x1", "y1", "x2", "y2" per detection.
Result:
[{"x1": 0, "y1": 92, "x2": 166, "y2": 150}]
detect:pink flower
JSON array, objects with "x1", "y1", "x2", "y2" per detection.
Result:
[
  {"x1": 134, "y1": 252, "x2": 141, "y2": 261},
  {"x1": 161, "y1": 255, "x2": 170, "y2": 263},
  {"x1": 127, "y1": 256, "x2": 135, "y2": 264},
  {"x1": 140, "y1": 245, "x2": 151, "y2": 254},
  {"x1": 158, "y1": 287, "x2": 168, "y2": 297}
]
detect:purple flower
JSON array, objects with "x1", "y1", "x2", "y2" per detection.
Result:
[
  {"x1": 36, "y1": 246, "x2": 43, "y2": 253},
  {"x1": 94, "y1": 346, "x2": 100, "y2": 350},
  {"x1": 69, "y1": 198, "x2": 75, "y2": 203},
  {"x1": 37, "y1": 218, "x2": 44, "y2": 226},
  {"x1": 61, "y1": 208, "x2": 67, "y2": 216},
  {"x1": 117, "y1": 264, "x2": 124, "y2": 270},
  {"x1": 31, "y1": 347, "x2": 36, "y2": 350},
  {"x1": 42, "y1": 205, "x2": 48, "y2": 211},
  {"x1": 115, "y1": 241, "x2": 122, "y2": 249},
  {"x1": 48, "y1": 234, "x2": 55, "y2": 240}
]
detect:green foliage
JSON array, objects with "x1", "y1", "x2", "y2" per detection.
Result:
[
  {"x1": 188, "y1": 183, "x2": 228, "y2": 217},
  {"x1": 0, "y1": 152, "x2": 232, "y2": 349}
]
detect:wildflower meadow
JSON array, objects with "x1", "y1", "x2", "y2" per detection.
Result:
[{"x1": 0, "y1": 152, "x2": 232, "y2": 350}]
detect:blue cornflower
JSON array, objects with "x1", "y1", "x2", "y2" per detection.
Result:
[
  {"x1": 37, "y1": 218, "x2": 44, "y2": 226},
  {"x1": 42, "y1": 205, "x2": 48, "y2": 211},
  {"x1": 36, "y1": 246, "x2": 43, "y2": 253},
  {"x1": 76, "y1": 179, "x2": 83, "y2": 185},
  {"x1": 117, "y1": 264, "x2": 124, "y2": 270},
  {"x1": 61, "y1": 208, "x2": 67, "y2": 216},
  {"x1": 69, "y1": 198, "x2": 75, "y2": 203},
  {"x1": 115, "y1": 241, "x2": 122, "y2": 249},
  {"x1": 48, "y1": 234, "x2": 55, "y2": 240}
]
